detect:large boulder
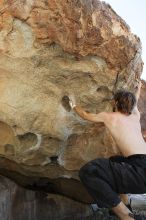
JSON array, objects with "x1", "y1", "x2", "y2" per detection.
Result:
[
  {"x1": 0, "y1": 0, "x2": 145, "y2": 204},
  {"x1": 0, "y1": 175, "x2": 94, "y2": 220}
]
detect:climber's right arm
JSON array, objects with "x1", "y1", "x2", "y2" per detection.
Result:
[
  {"x1": 135, "y1": 80, "x2": 142, "y2": 102},
  {"x1": 73, "y1": 106, "x2": 107, "y2": 123},
  {"x1": 132, "y1": 80, "x2": 141, "y2": 117},
  {"x1": 69, "y1": 95, "x2": 108, "y2": 123}
]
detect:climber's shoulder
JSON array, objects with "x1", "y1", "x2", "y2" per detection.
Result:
[
  {"x1": 103, "y1": 111, "x2": 121, "y2": 125},
  {"x1": 95, "y1": 111, "x2": 117, "y2": 124}
]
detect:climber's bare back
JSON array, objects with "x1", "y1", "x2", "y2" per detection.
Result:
[
  {"x1": 104, "y1": 110, "x2": 146, "y2": 157},
  {"x1": 73, "y1": 104, "x2": 146, "y2": 157}
]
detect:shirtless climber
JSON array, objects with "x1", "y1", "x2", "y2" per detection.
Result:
[{"x1": 69, "y1": 81, "x2": 146, "y2": 220}]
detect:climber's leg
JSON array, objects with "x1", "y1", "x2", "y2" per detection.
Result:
[{"x1": 79, "y1": 156, "x2": 146, "y2": 219}]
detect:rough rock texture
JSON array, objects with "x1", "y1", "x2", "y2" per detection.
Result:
[
  {"x1": 0, "y1": 0, "x2": 145, "y2": 206},
  {"x1": 138, "y1": 80, "x2": 146, "y2": 141},
  {"x1": 0, "y1": 175, "x2": 95, "y2": 220},
  {"x1": 1, "y1": 175, "x2": 146, "y2": 220}
]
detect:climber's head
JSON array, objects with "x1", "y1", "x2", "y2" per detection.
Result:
[{"x1": 113, "y1": 90, "x2": 136, "y2": 114}]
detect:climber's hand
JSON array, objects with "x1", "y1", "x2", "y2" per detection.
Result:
[
  {"x1": 135, "y1": 79, "x2": 142, "y2": 102},
  {"x1": 69, "y1": 95, "x2": 76, "y2": 109},
  {"x1": 135, "y1": 79, "x2": 142, "y2": 89}
]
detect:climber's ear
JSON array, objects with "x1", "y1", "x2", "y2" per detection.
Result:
[{"x1": 110, "y1": 99, "x2": 116, "y2": 107}]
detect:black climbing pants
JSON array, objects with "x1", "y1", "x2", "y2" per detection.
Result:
[{"x1": 79, "y1": 154, "x2": 146, "y2": 208}]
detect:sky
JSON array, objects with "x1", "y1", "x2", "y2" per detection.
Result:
[{"x1": 103, "y1": 0, "x2": 146, "y2": 80}]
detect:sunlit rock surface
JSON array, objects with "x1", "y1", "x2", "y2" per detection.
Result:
[{"x1": 0, "y1": 0, "x2": 145, "y2": 206}]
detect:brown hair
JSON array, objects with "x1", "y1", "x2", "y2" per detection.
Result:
[{"x1": 113, "y1": 90, "x2": 136, "y2": 114}]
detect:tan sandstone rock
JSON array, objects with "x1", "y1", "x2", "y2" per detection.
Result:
[{"x1": 0, "y1": 0, "x2": 145, "y2": 202}]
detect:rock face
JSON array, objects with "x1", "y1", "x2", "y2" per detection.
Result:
[
  {"x1": 0, "y1": 0, "x2": 145, "y2": 205},
  {"x1": 0, "y1": 175, "x2": 94, "y2": 220},
  {"x1": 0, "y1": 175, "x2": 145, "y2": 220},
  {"x1": 138, "y1": 80, "x2": 146, "y2": 141}
]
